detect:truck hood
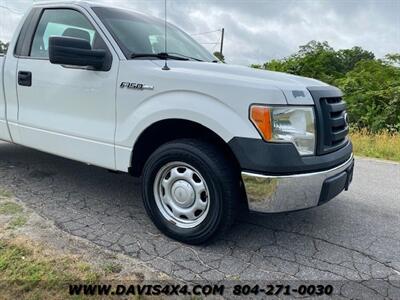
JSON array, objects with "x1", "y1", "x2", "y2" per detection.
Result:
[{"x1": 152, "y1": 60, "x2": 329, "y2": 105}]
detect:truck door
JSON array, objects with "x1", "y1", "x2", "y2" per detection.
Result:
[{"x1": 16, "y1": 7, "x2": 118, "y2": 169}]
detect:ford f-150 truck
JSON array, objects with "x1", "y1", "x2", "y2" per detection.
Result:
[{"x1": 0, "y1": 1, "x2": 354, "y2": 244}]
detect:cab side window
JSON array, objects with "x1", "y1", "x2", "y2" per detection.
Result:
[{"x1": 30, "y1": 9, "x2": 106, "y2": 58}]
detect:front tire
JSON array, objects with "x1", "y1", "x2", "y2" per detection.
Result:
[{"x1": 142, "y1": 139, "x2": 240, "y2": 244}]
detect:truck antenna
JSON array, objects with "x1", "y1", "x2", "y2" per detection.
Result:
[{"x1": 162, "y1": 0, "x2": 170, "y2": 70}]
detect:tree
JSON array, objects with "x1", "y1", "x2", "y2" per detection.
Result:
[
  {"x1": 337, "y1": 46, "x2": 374, "y2": 73},
  {"x1": 250, "y1": 64, "x2": 262, "y2": 69},
  {"x1": 337, "y1": 59, "x2": 400, "y2": 132},
  {"x1": 385, "y1": 53, "x2": 400, "y2": 66},
  {"x1": 259, "y1": 41, "x2": 375, "y2": 85},
  {"x1": 262, "y1": 41, "x2": 344, "y2": 84},
  {"x1": 252, "y1": 41, "x2": 400, "y2": 132},
  {"x1": 0, "y1": 40, "x2": 9, "y2": 54},
  {"x1": 213, "y1": 51, "x2": 225, "y2": 63}
]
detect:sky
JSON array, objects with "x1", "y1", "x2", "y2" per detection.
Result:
[{"x1": 0, "y1": 0, "x2": 399, "y2": 65}]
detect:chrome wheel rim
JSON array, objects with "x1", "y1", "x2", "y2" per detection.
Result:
[{"x1": 153, "y1": 162, "x2": 210, "y2": 229}]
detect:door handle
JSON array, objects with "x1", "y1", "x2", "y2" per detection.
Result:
[{"x1": 18, "y1": 71, "x2": 32, "y2": 87}]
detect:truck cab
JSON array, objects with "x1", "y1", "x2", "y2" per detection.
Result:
[{"x1": 0, "y1": 1, "x2": 354, "y2": 244}]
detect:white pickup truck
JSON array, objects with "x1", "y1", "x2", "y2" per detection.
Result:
[{"x1": 0, "y1": 1, "x2": 354, "y2": 244}]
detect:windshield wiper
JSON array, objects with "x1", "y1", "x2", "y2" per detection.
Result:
[
  {"x1": 166, "y1": 52, "x2": 205, "y2": 62},
  {"x1": 130, "y1": 52, "x2": 189, "y2": 61}
]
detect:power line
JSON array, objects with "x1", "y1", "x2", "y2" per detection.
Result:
[
  {"x1": 190, "y1": 29, "x2": 222, "y2": 36},
  {"x1": 192, "y1": 28, "x2": 225, "y2": 56}
]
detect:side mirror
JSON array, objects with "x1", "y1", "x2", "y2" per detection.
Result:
[{"x1": 49, "y1": 36, "x2": 106, "y2": 70}]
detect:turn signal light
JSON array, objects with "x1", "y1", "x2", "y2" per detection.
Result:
[{"x1": 250, "y1": 105, "x2": 273, "y2": 140}]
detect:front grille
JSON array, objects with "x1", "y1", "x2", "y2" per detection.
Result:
[
  {"x1": 307, "y1": 87, "x2": 349, "y2": 155},
  {"x1": 320, "y1": 97, "x2": 349, "y2": 149}
]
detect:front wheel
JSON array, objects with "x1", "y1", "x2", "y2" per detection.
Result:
[{"x1": 142, "y1": 139, "x2": 240, "y2": 244}]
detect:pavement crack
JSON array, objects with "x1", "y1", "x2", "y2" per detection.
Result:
[{"x1": 242, "y1": 220, "x2": 400, "y2": 274}]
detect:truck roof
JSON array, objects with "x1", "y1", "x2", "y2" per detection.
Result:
[
  {"x1": 32, "y1": 1, "x2": 165, "y2": 24},
  {"x1": 33, "y1": 0, "x2": 154, "y2": 18},
  {"x1": 33, "y1": 1, "x2": 112, "y2": 8},
  {"x1": 32, "y1": 1, "x2": 147, "y2": 17}
]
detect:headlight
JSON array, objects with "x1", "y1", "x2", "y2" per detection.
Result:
[{"x1": 250, "y1": 105, "x2": 316, "y2": 155}]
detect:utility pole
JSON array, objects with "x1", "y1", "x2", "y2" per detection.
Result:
[{"x1": 220, "y1": 28, "x2": 225, "y2": 56}]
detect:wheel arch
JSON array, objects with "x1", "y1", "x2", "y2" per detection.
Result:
[{"x1": 128, "y1": 118, "x2": 241, "y2": 178}]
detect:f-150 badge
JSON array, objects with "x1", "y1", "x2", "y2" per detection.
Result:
[{"x1": 120, "y1": 82, "x2": 154, "y2": 90}]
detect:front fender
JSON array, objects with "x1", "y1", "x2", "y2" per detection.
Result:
[{"x1": 114, "y1": 91, "x2": 261, "y2": 170}]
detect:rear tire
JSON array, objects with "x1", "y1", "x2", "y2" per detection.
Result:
[{"x1": 142, "y1": 139, "x2": 240, "y2": 244}]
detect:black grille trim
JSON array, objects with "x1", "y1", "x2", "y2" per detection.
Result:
[{"x1": 307, "y1": 86, "x2": 349, "y2": 155}]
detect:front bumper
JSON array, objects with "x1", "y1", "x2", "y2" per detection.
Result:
[{"x1": 242, "y1": 154, "x2": 354, "y2": 213}]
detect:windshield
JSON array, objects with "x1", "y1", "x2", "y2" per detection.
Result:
[{"x1": 93, "y1": 7, "x2": 216, "y2": 62}]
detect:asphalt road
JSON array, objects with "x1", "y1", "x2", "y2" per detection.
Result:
[{"x1": 0, "y1": 142, "x2": 399, "y2": 297}]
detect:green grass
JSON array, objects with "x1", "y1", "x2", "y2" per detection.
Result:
[
  {"x1": 0, "y1": 202, "x2": 23, "y2": 215},
  {"x1": 0, "y1": 239, "x2": 100, "y2": 299},
  {"x1": 0, "y1": 241, "x2": 67, "y2": 290},
  {"x1": 102, "y1": 262, "x2": 123, "y2": 274},
  {"x1": 0, "y1": 200, "x2": 28, "y2": 229},
  {"x1": 0, "y1": 188, "x2": 13, "y2": 198},
  {"x1": 350, "y1": 129, "x2": 400, "y2": 162},
  {"x1": 0, "y1": 196, "x2": 102, "y2": 298},
  {"x1": 7, "y1": 215, "x2": 28, "y2": 229}
]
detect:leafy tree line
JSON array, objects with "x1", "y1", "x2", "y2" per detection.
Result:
[
  {"x1": 252, "y1": 41, "x2": 400, "y2": 132},
  {"x1": 0, "y1": 40, "x2": 9, "y2": 54},
  {"x1": 214, "y1": 51, "x2": 225, "y2": 63}
]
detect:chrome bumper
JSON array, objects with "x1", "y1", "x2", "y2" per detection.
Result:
[{"x1": 241, "y1": 155, "x2": 354, "y2": 213}]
